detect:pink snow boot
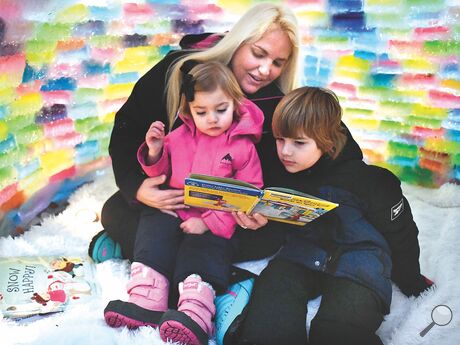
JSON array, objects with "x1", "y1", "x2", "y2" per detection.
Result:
[
  {"x1": 104, "y1": 262, "x2": 169, "y2": 329},
  {"x1": 159, "y1": 274, "x2": 216, "y2": 345}
]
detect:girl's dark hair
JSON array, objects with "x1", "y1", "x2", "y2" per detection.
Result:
[{"x1": 272, "y1": 86, "x2": 347, "y2": 159}]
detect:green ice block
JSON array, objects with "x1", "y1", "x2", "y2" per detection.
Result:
[{"x1": 388, "y1": 141, "x2": 419, "y2": 159}]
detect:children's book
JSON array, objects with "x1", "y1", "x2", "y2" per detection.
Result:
[
  {"x1": 0, "y1": 256, "x2": 98, "y2": 320},
  {"x1": 184, "y1": 174, "x2": 338, "y2": 225}
]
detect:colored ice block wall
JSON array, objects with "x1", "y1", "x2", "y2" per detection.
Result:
[
  {"x1": 299, "y1": 0, "x2": 460, "y2": 187},
  {"x1": 0, "y1": 0, "x2": 458, "y2": 236},
  {"x1": 0, "y1": 0, "x2": 228, "y2": 236}
]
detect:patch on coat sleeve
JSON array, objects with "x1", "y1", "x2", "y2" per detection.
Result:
[{"x1": 391, "y1": 198, "x2": 404, "y2": 221}]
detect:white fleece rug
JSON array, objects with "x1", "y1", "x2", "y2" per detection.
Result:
[{"x1": 1, "y1": 170, "x2": 459, "y2": 345}]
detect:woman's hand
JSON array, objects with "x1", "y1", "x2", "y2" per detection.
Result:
[
  {"x1": 232, "y1": 211, "x2": 268, "y2": 230},
  {"x1": 136, "y1": 175, "x2": 186, "y2": 211}
]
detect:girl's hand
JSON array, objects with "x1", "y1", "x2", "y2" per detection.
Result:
[
  {"x1": 136, "y1": 175, "x2": 187, "y2": 210},
  {"x1": 180, "y1": 217, "x2": 209, "y2": 235},
  {"x1": 145, "y1": 121, "x2": 165, "y2": 162},
  {"x1": 232, "y1": 211, "x2": 268, "y2": 230}
]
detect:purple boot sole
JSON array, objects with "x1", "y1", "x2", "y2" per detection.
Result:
[{"x1": 159, "y1": 309, "x2": 208, "y2": 345}]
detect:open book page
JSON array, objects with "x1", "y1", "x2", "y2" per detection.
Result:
[
  {"x1": 184, "y1": 174, "x2": 261, "y2": 213},
  {"x1": 0, "y1": 256, "x2": 98, "y2": 320},
  {"x1": 251, "y1": 189, "x2": 338, "y2": 225}
]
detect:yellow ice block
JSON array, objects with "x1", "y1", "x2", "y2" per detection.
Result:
[
  {"x1": 9, "y1": 93, "x2": 43, "y2": 117},
  {"x1": 401, "y1": 58, "x2": 435, "y2": 73},
  {"x1": 113, "y1": 46, "x2": 159, "y2": 74},
  {"x1": 0, "y1": 74, "x2": 22, "y2": 89},
  {"x1": 40, "y1": 148, "x2": 74, "y2": 176},
  {"x1": 424, "y1": 138, "x2": 460, "y2": 154},
  {"x1": 0, "y1": 88, "x2": 15, "y2": 105},
  {"x1": 347, "y1": 118, "x2": 380, "y2": 130},
  {"x1": 56, "y1": 4, "x2": 89, "y2": 24},
  {"x1": 296, "y1": 11, "x2": 328, "y2": 27},
  {"x1": 0, "y1": 121, "x2": 8, "y2": 141},
  {"x1": 102, "y1": 111, "x2": 116, "y2": 123},
  {"x1": 336, "y1": 56, "x2": 371, "y2": 72},
  {"x1": 441, "y1": 79, "x2": 460, "y2": 93},
  {"x1": 412, "y1": 104, "x2": 448, "y2": 119},
  {"x1": 217, "y1": 0, "x2": 253, "y2": 14},
  {"x1": 103, "y1": 83, "x2": 135, "y2": 100}
]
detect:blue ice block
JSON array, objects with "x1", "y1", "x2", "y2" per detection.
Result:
[
  {"x1": 88, "y1": 6, "x2": 121, "y2": 21},
  {"x1": 73, "y1": 20, "x2": 106, "y2": 37},
  {"x1": 22, "y1": 63, "x2": 48, "y2": 83},
  {"x1": 40, "y1": 77, "x2": 77, "y2": 91},
  {"x1": 331, "y1": 11, "x2": 366, "y2": 31},
  {"x1": 82, "y1": 60, "x2": 110, "y2": 76},
  {"x1": 109, "y1": 72, "x2": 139, "y2": 84},
  {"x1": 15, "y1": 158, "x2": 41, "y2": 179},
  {"x1": 0, "y1": 134, "x2": 17, "y2": 154},
  {"x1": 329, "y1": 0, "x2": 363, "y2": 13},
  {"x1": 68, "y1": 102, "x2": 98, "y2": 120}
]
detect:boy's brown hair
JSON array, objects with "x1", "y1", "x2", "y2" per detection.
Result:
[{"x1": 272, "y1": 86, "x2": 347, "y2": 159}]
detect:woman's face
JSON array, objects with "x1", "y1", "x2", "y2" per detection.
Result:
[{"x1": 230, "y1": 28, "x2": 292, "y2": 94}]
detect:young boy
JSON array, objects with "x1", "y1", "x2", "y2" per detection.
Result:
[{"x1": 232, "y1": 86, "x2": 433, "y2": 345}]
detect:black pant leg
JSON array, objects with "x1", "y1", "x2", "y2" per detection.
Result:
[
  {"x1": 239, "y1": 259, "x2": 318, "y2": 345},
  {"x1": 234, "y1": 223, "x2": 286, "y2": 262},
  {"x1": 175, "y1": 232, "x2": 236, "y2": 293},
  {"x1": 101, "y1": 191, "x2": 141, "y2": 261},
  {"x1": 133, "y1": 208, "x2": 182, "y2": 281},
  {"x1": 310, "y1": 276, "x2": 384, "y2": 345}
]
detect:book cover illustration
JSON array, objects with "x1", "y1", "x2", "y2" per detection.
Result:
[
  {"x1": 0, "y1": 256, "x2": 98, "y2": 319},
  {"x1": 184, "y1": 174, "x2": 338, "y2": 225}
]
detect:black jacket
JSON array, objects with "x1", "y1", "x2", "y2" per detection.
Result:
[{"x1": 272, "y1": 131, "x2": 427, "y2": 303}]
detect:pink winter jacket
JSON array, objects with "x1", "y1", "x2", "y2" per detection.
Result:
[{"x1": 137, "y1": 98, "x2": 264, "y2": 239}]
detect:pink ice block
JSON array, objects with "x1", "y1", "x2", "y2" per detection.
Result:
[
  {"x1": 51, "y1": 133, "x2": 84, "y2": 149},
  {"x1": 429, "y1": 90, "x2": 460, "y2": 108},
  {"x1": 0, "y1": 1, "x2": 20, "y2": 21},
  {"x1": 44, "y1": 118, "x2": 75, "y2": 138},
  {"x1": 50, "y1": 166, "x2": 76, "y2": 183},
  {"x1": 48, "y1": 63, "x2": 82, "y2": 79},
  {"x1": 0, "y1": 54, "x2": 26, "y2": 74},
  {"x1": 400, "y1": 74, "x2": 438, "y2": 88},
  {"x1": 91, "y1": 47, "x2": 122, "y2": 63},
  {"x1": 389, "y1": 40, "x2": 423, "y2": 55},
  {"x1": 412, "y1": 126, "x2": 445, "y2": 139},
  {"x1": 41, "y1": 90, "x2": 73, "y2": 106},
  {"x1": 123, "y1": 3, "x2": 155, "y2": 25},
  {"x1": 413, "y1": 26, "x2": 450, "y2": 41},
  {"x1": 17, "y1": 80, "x2": 42, "y2": 95},
  {"x1": 77, "y1": 74, "x2": 109, "y2": 88},
  {"x1": 0, "y1": 183, "x2": 18, "y2": 206},
  {"x1": 98, "y1": 98, "x2": 128, "y2": 115},
  {"x1": 329, "y1": 82, "x2": 357, "y2": 97}
]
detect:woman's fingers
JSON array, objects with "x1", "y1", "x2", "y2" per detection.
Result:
[
  {"x1": 232, "y1": 212, "x2": 268, "y2": 230},
  {"x1": 136, "y1": 176, "x2": 187, "y2": 209}
]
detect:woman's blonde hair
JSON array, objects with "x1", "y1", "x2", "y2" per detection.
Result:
[
  {"x1": 166, "y1": 3, "x2": 299, "y2": 129},
  {"x1": 272, "y1": 87, "x2": 347, "y2": 159},
  {"x1": 179, "y1": 61, "x2": 244, "y2": 119}
]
